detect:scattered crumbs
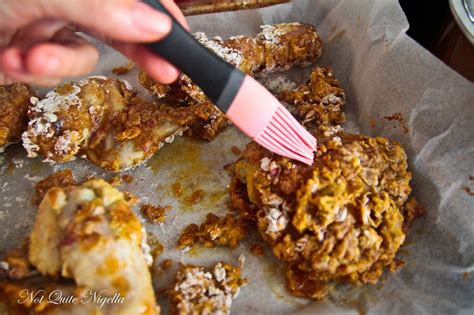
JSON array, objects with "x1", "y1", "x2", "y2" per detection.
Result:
[
  {"x1": 369, "y1": 117, "x2": 377, "y2": 129},
  {"x1": 231, "y1": 146, "x2": 242, "y2": 155},
  {"x1": 12, "y1": 158, "x2": 24, "y2": 168},
  {"x1": 161, "y1": 259, "x2": 173, "y2": 270},
  {"x1": 109, "y1": 175, "x2": 122, "y2": 187},
  {"x1": 111, "y1": 61, "x2": 134, "y2": 75},
  {"x1": 147, "y1": 233, "x2": 164, "y2": 261},
  {"x1": 123, "y1": 191, "x2": 139, "y2": 205},
  {"x1": 140, "y1": 204, "x2": 171, "y2": 224},
  {"x1": 32, "y1": 169, "x2": 76, "y2": 205},
  {"x1": 171, "y1": 182, "x2": 182, "y2": 197},
  {"x1": 402, "y1": 198, "x2": 425, "y2": 228},
  {"x1": 184, "y1": 189, "x2": 205, "y2": 206},
  {"x1": 84, "y1": 174, "x2": 97, "y2": 182},
  {"x1": 108, "y1": 174, "x2": 133, "y2": 187},
  {"x1": 463, "y1": 187, "x2": 474, "y2": 196},
  {"x1": 168, "y1": 263, "x2": 247, "y2": 315},
  {"x1": 383, "y1": 112, "x2": 409, "y2": 134},
  {"x1": 6, "y1": 161, "x2": 15, "y2": 174},
  {"x1": 0, "y1": 246, "x2": 32, "y2": 279},
  {"x1": 250, "y1": 243, "x2": 265, "y2": 257},
  {"x1": 177, "y1": 224, "x2": 199, "y2": 249},
  {"x1": 463, "y1": 272, "x2": 470, "y2": 281},
  {"x1": 177, "y1": 213, "x2": 247, "y2": 249},
  {"x1": 122, "y1": 174, "x2": 134, "y2": 184}
]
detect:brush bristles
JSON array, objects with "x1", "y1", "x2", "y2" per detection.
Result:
[{"x1": 254, "y1": 105, "x2": 316, "y2": 165}]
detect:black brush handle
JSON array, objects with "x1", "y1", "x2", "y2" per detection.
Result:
[{"x1": 142, "y1": 0, "x2": 245, "y2": 112}]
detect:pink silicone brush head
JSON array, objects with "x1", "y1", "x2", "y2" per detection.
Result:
[{"x1": 226, "y1": 76, "x2": 316, "y2": 165}]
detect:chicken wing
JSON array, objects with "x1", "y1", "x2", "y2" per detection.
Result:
[
  {"x1": 22, "y1": 77, "x2": 196, "y2": 172},
  {"x1": 139, "y1": 22, "x2": 323, "y2": 140},
  {"x1": 0, "y1": 179, "x2": 159, "y2": 314},
  {"x1": 0, "y1": 83, "x2": 35, "y2": 152}
]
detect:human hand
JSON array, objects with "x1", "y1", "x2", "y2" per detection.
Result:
[{"x1": 0, "y1": 0, "x2": 188, "y2": 86}]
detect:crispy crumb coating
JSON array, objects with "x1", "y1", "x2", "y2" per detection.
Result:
[
  {"x1": 229, "y1": 132, "x2": 416, "y2": 299},
  {"x1": 177, "y1": 213, "x2": 247, "y2": 249},
  {"x1": 22, "y1": 77, "x2": 196, "y2": 172},
  {"x1": 0, "y1": 83, "x2": 35, "y2": 152},
  {"x1": 141, "y1": 204, "x2": 170, "y2": 224},
  {"x1": 23, "y1": 179, "x2": 159, "y2": 314},
  {"x1": 279, "y1": 67, "x2": 346, "y2": 132},
  {"x1": 168, "y1": 263, "x2": 247, "y2": 315},
  {"x1": 0, "y1": 245, "x2": 32, "y2": 280},
  {"x1": 32, "y1": 169, "x2": 76, "y2": 205},
  {"x1": 139, "y1": 22, "x2": 323, "y2": 140}
]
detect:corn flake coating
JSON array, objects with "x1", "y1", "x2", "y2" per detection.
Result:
[
  {"x1": 279, "y1": 67, "x2": 346, "y2": 133},
  {"x1": 139, "y1": 22, "x2": 323, "y2": 140},
  {"x1": 0, "y1": 83, "x2": 35, "y2": 152},
  {"x1": 177, "y1": 213, "x2": 247, "y2": 249},
  {"x1": 229, "y1": 131, "x2": 417, "y2": 299},
  {"x1": 32, "y1": 169, "x2": 76, "y2": 205},
  {"x1": 141, "y1": 204, "x2": 171, "y2": 224},
  {"x1": 169, "y1": 262, "x2": 247, "y2": 315}
]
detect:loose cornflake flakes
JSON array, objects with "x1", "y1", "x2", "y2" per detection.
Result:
[
  {"x1": 168, "y1": 262, "x2": 247, "y2": 315},
  {"x1": 177, "y1": 213, "x2": 247, "y2": 249}
]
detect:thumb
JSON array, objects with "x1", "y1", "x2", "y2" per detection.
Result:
[{"x1": 0, "y1": 0, "x2": 173, "y2": 43}]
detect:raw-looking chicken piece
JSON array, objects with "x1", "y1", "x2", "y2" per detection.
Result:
[
  {"x1": 0, "y1": 179, "x2": 159, "y2": 314},
  {"x1": 279, "y1": 67, "x2": 346, "y2": 133},
  {"x1": 168, "y1": 263, "x2": 247, "y2": 315},
  {"x1": 228, "y1": 132, "x2": 422, "y2": 299},
  {"x1": 22, "y1": 77, "x2": 196, "y2": 172},
  {"x1": 139, "y1": 22, "x2": 323, "y2": 140},
  {"x1": 0, "y1": 83, "x2": 36, "y2": 152}
]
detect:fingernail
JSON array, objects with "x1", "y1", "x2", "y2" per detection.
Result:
[{"x1": 131, "y1": 2, "x2": 172, "y2": 37}]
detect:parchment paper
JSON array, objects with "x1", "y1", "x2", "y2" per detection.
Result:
[{"x1": 1, "y1": 0, "x2": 473, "y2": 314}]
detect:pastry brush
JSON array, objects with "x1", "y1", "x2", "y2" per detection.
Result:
[{"x1": 142, "y1": 0, "x2": 316, "y2": 165}]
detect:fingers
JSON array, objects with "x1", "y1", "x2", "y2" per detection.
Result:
[
  {"x1": 0, "y1": 29, "x2": 99, "y2": 86},
  {"x1": 160, "y1": 0, "x2": 190, "y2": 30},
  {"x1": 0, "y1": 0, "x2": 189, "y2": 85},
  {"x1": 0, "y1": 0, "x2": 173, "y2": 43},
  {"x1": 113, "y1": 42, "x2": 179, "y2": 84},
  {"x1": 0, "y1": 47, "x2": 59, "y2": 86},
  {"x1": 24, "y1": 29, "x2": 99, "y2": 77}
]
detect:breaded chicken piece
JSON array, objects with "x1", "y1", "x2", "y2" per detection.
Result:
[
  {"x1": 22, "y1": 77, "x2": 196, "y2": 172},
  {"x1": 229, "y1": 132, "x2": 417, "y2": 299},
  {"x1": 139, "y1": 22, "x2": 323, "y2": 140},
  {"x1": 168, "y1": 263, "x2": 247, "y2": 315},
  {"x1": 11, "y1": 179, "x2": 159, "y2": 314},
  {"x1": 0, "y1": 83, "x2": 35, "y2": 152},
  {"x1": 279, "y1": 67, "x2": 346, "y2": 133}
]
